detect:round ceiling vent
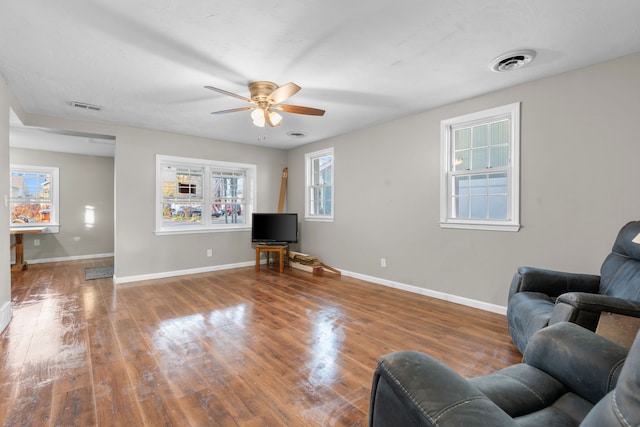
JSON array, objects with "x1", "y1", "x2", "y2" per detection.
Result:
[{"x1": 489, "y1": 50, "x2": 536, "y2": 72}]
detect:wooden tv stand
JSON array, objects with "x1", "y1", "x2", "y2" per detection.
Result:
[{"x1": 255, "y1": 244, "x2": 289, "y2": 273}]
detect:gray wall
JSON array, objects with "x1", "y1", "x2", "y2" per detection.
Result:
[
  {"x1": 0, "y1": 76, "x2": 11, "y2": 331},
  {"x1": 287, "y1": 52, "x2": 640, "y2": 307},
  {"x1": 9, "y1": 148, "x2": 114, "y2": 261},
  {"x1": 113, "y1": 126, "x2": 287, "y2": 279}
]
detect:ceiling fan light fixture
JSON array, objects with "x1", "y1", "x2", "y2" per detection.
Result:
[
  {"x1": 251, "y1": 108, "x2": 266, "y2": 127},
  {"x1": 268, "y1": 111, "x2": 282, "y2": 126},
  {"x1": 206, "y1": 81, "x2": 325, "y2": 128}
]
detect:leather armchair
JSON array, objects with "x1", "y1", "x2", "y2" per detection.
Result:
[
  {"x1": 507, "y1": 220, "x2": 640, "y2": 353},
  {"x1": 369, "y1": 322, "x2": 639, "y2": 426}
]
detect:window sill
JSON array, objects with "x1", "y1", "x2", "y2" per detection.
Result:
[
  {"x1": 304, "y1": 216, "x2": 334, "y2": 223},
  {"x1": 440, "y1": 221, "x2": 521, "y2": 232},
  {"x1": 10, "y1": 224, "x2": 60, "y2": 234},
  {"x1": 155, "y1": 225, "x2": 250, "y2": 236}
]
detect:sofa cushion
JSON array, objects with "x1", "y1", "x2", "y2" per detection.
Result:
[
  {"x1": 599, "y1": 221, "x2": 640, "y2": 300},
  {"x1": 470, "y1": 364, "x2": 568, "y2": 417},
  {"x1": 507, "y1": 292, "x2": 554, "y2": 353}
]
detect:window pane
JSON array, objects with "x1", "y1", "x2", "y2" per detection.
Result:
[
  {"x1": 162, "y1": 202, "x2": 203, "y2": 228},
  {"x1": 454, "y1": 196, "x2": 469, "y2": 218},
  {"x1": 488, "y1": 173, "x2": 507, "y2": 194},
  {"x1": 454, "y1": 176, "x2": 469, "y2": 195},
  {"x1": 472, "y1": 147, "x2": 489, "y2": 169},
  {"x1": 453, "y1": 150, "x2": 470, "y2": 171},
  {"x1": 211, "y1": 170, "x2": 245, "y2": 225},
  {"x1": 472, "y1": 125, "x2": 489, "y2": 148},
  {"x1": 310, "y1": 186, "x2": 332, "y2": 215},
  {"x1": 454, "y1": 128, "x2": 471, "y2": 150},
  {"x1": 312, "y1": 155, "x2": 333, "y2": 185},
  {"x1": 469, "y1": 174, "x2": 486, "y2": 195},
  {"x1": 211, "y1": 202, "x2": 244, "y2": 224},
  {"x1": 10, "y1": 170, "x2": 53, "y2": 224},
  {"x1": 469, "y1": 196, "x2": 487, "y2": 219},
  {"x1": 488, "y1": 195, "x2": 508, "y2": 219},
  {"x1": 161, "y1": 164, "x2": 204, "y2": 228},
  {"x1": 162, "y1": 166, "x2": 203, "y2": 201},
  {"x1": 490, "y1": 146, "x2": 508, "y2": 168},
  {"x1": 321, "y1": 199, "x2": 332, "y2": 216},
  {"x1": 490, "y1": 120, "x2": 508, "y2": 145}
]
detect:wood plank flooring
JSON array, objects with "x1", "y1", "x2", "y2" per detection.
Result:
[{"x1": 1, "y1": 258, "x2": 521, "y2": 426}]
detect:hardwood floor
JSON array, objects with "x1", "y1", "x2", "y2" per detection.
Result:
[{"x1": 1, "y1": 258, "x2": 521, "y2": 426}]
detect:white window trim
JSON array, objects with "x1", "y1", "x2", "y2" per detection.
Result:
[
  {"x1": 10, "y1": 164, "x2": 60, "y2": 233},
  {"x1": 305, "y1": 147, "x2": 334, "y2": 222},
  {"x1": 440, "y1": 103, "x2": 521, "y2": 232},
  {"x1": 155, "y1": 154, "x2": 256, "y2": 235}
]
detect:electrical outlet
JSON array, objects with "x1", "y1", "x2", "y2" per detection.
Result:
[
  {"x1": 380, "y1": 258, "x2": 386, "y2": 268},
  {"x1": 207, "y1": 249, "x2": 213, "y2": 257},
  {"x1": 34, "y1": 239, "x2": 40, "y2": 246}
]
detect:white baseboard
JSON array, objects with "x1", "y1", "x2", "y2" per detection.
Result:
[
  {"x1": 114, "y1": 260, "x2": 255, "y2": 284},
  {"x1": 27, "y1": 252, "x2": 114, "y2": 265},
  {"x1": 107, "y1": 258, "x2": 506, "y2": 315},
  {"x1": 0, "y1": 301, "x2": 12, "y2": 334},
  {"x1": 340, "y1": 269, "x2": 507, "y2": 315}
]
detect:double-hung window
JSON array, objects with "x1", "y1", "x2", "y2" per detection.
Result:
[
  {"x1": 305, "y1": 147, "x2": 334, "y2": 221},
  {"x1": 10, "y1": 165, "x2": 60, "y2": 232},
  {"x1": 156, "y1": 155, "x2": 256, "y2": 234},
  {"x1": 440, "y1": 103, "x2": 520, "y2": 231}
]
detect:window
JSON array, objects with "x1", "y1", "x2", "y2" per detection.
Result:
[
  {"x1": 440, "y1": 103, "x2": 520, "y2": 231},
  {"x1": 305, "y1": 147, "x2": 334, "y2": 221},
  {"x1": 10, "y1": 165, "x2": 60, "y2": 232},
  {"x1": 156, "y1": 155, "x2": 256, "y2": 234}
]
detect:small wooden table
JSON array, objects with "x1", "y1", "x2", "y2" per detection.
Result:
[
  {"x1": 10, "y1": 227, "x2": 47, "y2": 272},
  {"x1": 255, "y1": 245, "x2": 289, "y2": 273}
]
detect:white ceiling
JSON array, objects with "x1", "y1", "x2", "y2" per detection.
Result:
[{"x1": 2, "y1": 0, "x2": 640, "y2": 151}]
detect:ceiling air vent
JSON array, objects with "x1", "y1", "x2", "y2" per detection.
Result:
[
  {"x1": 489, "y1": 50, "x2": 536, "y2": 72},
  {"x1": 70, "y1": 101, "x2": 102, "y2": 111},
  {"x1": 287, "y1": 131, "x2": 308, "y2": 138}
]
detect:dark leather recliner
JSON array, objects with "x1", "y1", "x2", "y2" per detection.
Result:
[
  {"x1": 369, "y1": 322, "x2": 640, "y2": 426},
  {"x1": 507, "y1": 220, "x2": 640, "y2": 353}
]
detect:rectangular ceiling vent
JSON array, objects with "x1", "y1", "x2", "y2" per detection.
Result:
[{"x1": 70, "y1": 101, "x2": 102, "y2": 111}]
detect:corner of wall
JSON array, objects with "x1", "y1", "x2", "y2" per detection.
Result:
[{"x1": 0, "y1": 301, "x2": 12, "y2": 333}]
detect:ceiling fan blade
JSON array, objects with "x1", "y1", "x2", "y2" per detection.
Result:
[
  {"x1": 204, "y1": 85, "x2": 253, "y2": 103},
  {"x1": 210, "y1": 106, "x2": 254, "y2": 115},
  {"x1": 275, "y1": 104, "x2": 326, "y2": 116},
  {"x1": 267, "y1": 82, "x2": 301, "y2": 104}
]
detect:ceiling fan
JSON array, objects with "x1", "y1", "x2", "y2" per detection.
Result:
[{"x1": 205, "y1": 81, "x2": 325, "y2": 127}]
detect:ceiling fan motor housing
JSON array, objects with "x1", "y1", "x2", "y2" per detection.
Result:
[{"x1": 249, "y1": 81, "x2": 278, "y2": 102}]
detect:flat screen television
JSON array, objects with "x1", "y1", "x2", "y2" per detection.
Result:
[{"x1": 251, "y1": 213, "x2": 298, "y2": 244}]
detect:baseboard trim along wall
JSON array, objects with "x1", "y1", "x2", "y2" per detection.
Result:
[
  {"x1": 114, "y1": 259, "x2": 506, "y2": 315},
  {"x1": 340, "y1": 269, "x2": 508, "y2": 315},
  {"x1": 0, "y1": 301, "x2": 12, "y2": 334},
  {"x1": 27, "y1": 253, "x2": 114, "y2": 264},
  {"x1": 114, "y1": 261, "x2": 256, "y2": 285}
]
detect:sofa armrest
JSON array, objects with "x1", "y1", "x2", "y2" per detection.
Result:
[
  {"x1": 509, "y1": 267, "x2": 601, "y2": 299},
  {"x1": 554, "y1": 292, "x2": 640, "y2": 318},
  {"x1": 370, "y1": 351, "x2": 516, "y2": 426},
  {"x1": 549, "y1": 293, "x2": 640, "y2": 331},
  {"x1": 523, "y1": 322, "x2": 627, "y2": 404}
]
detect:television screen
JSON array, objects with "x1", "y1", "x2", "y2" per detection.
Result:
[{"x1": 251, "y1": 213, "x2": 298, "y2": 244}]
